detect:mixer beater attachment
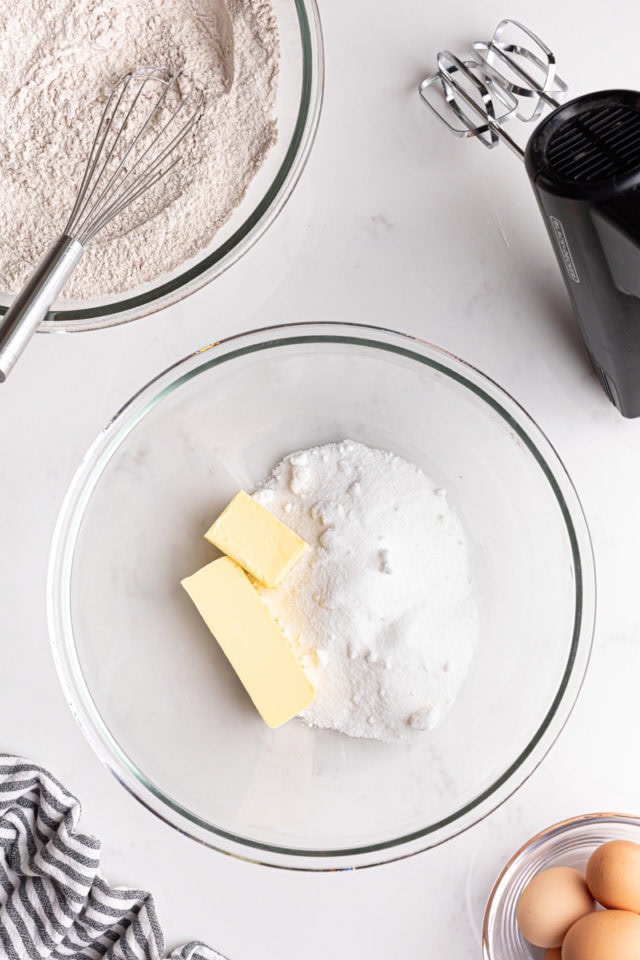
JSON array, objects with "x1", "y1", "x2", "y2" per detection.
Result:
[{"x1": 419, "y1": 19, "x2": 568, "y2": 157}]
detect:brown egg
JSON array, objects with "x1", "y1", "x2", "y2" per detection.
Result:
[
  {"x1": 516, "y1": 866, "x2": 595, "y2": 948},
  {"x1": 544, "y1": 949, "x2": 562, "y2": 960},
  {"x1": 586, "y1": 840, "x2": 640, "y2": 911},
  {"x1": 562, "y1": 909, "x2": 640, "y2": 960}
]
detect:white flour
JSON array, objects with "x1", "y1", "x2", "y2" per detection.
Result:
[
  {"x1": 0, "y1": 0, "x2": 278, "y2": 300},
  {"x1": 252, "y1": 440, "x2": 478, "y2": 744}
]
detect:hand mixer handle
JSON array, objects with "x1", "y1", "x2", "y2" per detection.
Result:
[
  {"x1": 0, "y1": 235, "x2": 84, "y2": 382},
  {"x1": 525, "y1": 89, "x2": 640, "y2": 417}
]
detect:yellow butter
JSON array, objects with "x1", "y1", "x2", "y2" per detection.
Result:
[
  {"x1": 205, "y1": 490, "x2": 308, "y2": 587},
  {"x1": 181, "y1": 557, "x2": 314, "y2": 728}
]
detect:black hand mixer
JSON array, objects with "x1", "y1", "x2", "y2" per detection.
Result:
[{"x1": 420, "y1": 19, "x2": 640, "y2": 417}]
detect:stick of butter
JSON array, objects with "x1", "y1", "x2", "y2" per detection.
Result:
[
  {"x1": 204, "y1": 490, "x2": 308, "y2": 587},
  {"x1": 181, "y1": 557, "x2": 315, "y2": 728}
]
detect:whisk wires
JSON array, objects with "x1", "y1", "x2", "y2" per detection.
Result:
[{"x1": 65, "y1": 67, "x2": 203, "y2": 245}]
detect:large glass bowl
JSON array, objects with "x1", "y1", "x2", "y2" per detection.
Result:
[
  {"x1": 47, "y1": 323, "x2": 596, "y2": 869},
  {"x1": 4, "y1": 0, "x2": 323, "y2": 333}
]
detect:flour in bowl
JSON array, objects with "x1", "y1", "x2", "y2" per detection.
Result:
[
  {"x1": 252, "y1": 440, "x2": 478, "y2": 744},
  {"x1": 0, "y1": 0, "x2": 279, "y2": 299}
]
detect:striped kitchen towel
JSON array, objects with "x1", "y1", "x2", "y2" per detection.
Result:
[{"x1": 0, "y1": 756, "x2": 225, "y2": 960}]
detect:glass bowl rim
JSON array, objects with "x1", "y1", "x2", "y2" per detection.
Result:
[
  {"x1": 481, "y1": 811, "x2": 640, "y2": 957},
  {"x1": 47, "y1": 321, "x2": 597, "y2": 870},
  {"x1": 22, "y1": 0, "x2": 324, "y2": 333}
]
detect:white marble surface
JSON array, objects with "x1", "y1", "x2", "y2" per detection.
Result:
[{"x1": 3, "y1": 0, "x2": 640, "y2": 956}]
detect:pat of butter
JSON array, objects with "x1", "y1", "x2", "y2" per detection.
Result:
[
  {"x1": 181, "y1": 557, "x2": 315, "y2": 728},
  {"x1": 205, "y1": 490, "x2": 308, "y2": 587}
]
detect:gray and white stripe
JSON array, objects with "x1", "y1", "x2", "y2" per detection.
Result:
[{"x1": 0, "y1": 757, "x2": 225, "y2": 960}]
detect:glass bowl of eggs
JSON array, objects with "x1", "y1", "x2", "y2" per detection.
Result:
[{"x1": 483, "y1": 813, "x2": 640, "y2": 960}]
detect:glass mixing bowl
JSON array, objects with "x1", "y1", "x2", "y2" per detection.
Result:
[
  {"x1": 3, "y1": 0, "x2": 323, "y2": 333},
  {"x1": 483, "y1": 813, "x2": 640, "y2": 959},
  {"x1": 48, "y1": 323, "x2": 595, "y2": 869}
]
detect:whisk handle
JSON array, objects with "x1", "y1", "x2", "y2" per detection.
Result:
[{"x1": 0, "y1": 235, "x2": 84, "y2": 381}]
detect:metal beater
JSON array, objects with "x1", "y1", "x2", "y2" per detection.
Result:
[
  {"x1": 420, "y1": 19, "x2": 640, "y2": 418},
  {"x1": 420, "y1": 20, "x2": 568, "y2": 156},
  {"x1": 0, "y1": 66, "x2": 203, "y2": 381}
]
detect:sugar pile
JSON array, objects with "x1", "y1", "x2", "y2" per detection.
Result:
[
  {"x1": 252, "y1": 440, "x2": 478, "y2": 744},
  {"x1": 0, "y1": 0, "x2": 279, "y2": 300}
]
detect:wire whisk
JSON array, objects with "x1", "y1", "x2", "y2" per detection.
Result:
[{"x1": 0, "y1": 66, "x2": 203, "y2": 381}]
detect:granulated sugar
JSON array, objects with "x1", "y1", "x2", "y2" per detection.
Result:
[
  {"x1": 252, "y1": 440, "x2": 478, "y2": 744},
  {"x1": 0, "y1": 0, "x2": 278, "y2": 300}
]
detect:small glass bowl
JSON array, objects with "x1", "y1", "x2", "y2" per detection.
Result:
[
  {"x1": 483, "y1": 813, "x2": 640, "y2": 959},
  {"x1": 2, "y1": 0, "x2": 323, "y2": 333}
]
